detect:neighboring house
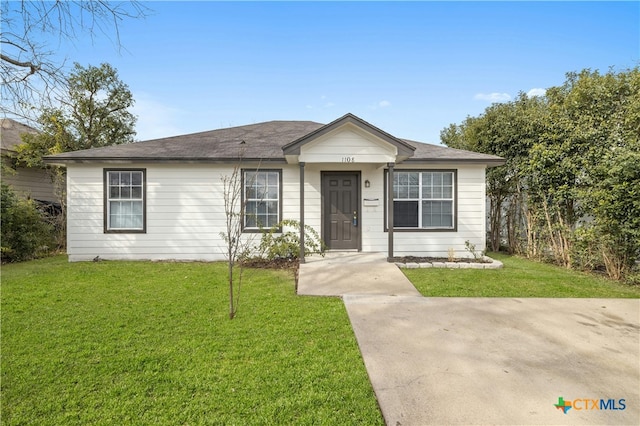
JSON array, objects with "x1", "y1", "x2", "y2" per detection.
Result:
[
  {"x1": 1, "y1": 118, "x2": 58, "y2": 204},
  {"x1": 44, "y1": 113, "x2": 504, "y2": 262}
]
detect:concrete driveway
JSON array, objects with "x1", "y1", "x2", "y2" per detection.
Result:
[
  {"x1": 344, "y1": 296, "x2": 640, "y2": 425},
  {"x1": 298, "y1": 253, "x2": 639, "y2": 424}
]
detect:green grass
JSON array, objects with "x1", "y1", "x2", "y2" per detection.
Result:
[
  {"x1": 402, "y1": 252, "x2": 640, "y2": 298},
  {"x1": 1, "y1": 256, "x2": 383, "y2": 425}
]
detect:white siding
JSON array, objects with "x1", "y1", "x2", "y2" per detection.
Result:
[
  {"x1": 66, "y1": 161, "x2": 488, "y2": 261},
  {"x1": 299, "y1": 126, "x2": 396, "y2": 163},
  {"x1": 67, "y1": 163, "x2": 285, "y2": 261}
]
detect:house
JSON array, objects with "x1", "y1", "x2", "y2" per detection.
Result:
[
  {"x1": 44, "y1": 113, "x2": 504, "y2": 262},
  {"x1": 1, "y1": 118, "x2": 58, "y2": 205}
]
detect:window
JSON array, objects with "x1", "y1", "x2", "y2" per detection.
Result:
[
  {"x1": 105, "y1": 169, "x2": 146, "y2": 232},
  {"x1": 389, "y1": 170, "x2": 455, "y2": 230},
  {"x1": 243, "y1": 170, "x2": 281, "y2": 230}
]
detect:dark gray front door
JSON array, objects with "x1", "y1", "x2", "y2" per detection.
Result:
[{"x1": 322, "y1": 172, "x2": 359, "y2": 250}]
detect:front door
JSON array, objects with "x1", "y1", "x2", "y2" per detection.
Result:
[{"x1": 322, "y1": 172, "x2": 360, "y2": 250}]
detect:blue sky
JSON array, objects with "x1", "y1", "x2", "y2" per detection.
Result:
[{"x1": 16, "y1": 1, "x2": 640, "y2": 144}]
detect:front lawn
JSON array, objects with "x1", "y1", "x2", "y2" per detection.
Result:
[
  {"x1": 1, "y1": 256, "x2": 383, "y2": 425},
  {"x1": 402, "y1": 252, "x2": 640, "y2": 298}
]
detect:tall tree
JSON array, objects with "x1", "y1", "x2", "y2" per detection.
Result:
[
  {"x1": 1, "y1": 1, "x2": 148, "y2": 121},
  {"x1": 441, "y1": 66, "x2": 640, "y2": 280},
  {"x1": 15, "y1": 63, "x2": 137, "y2": 250},
  {"x1": 16, "y1": 63, "x2": 136, "y2": 168}
]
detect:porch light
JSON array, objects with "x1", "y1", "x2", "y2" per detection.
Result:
[{"x1": 364, "y1": 179, "x2": 370, "y2": 188}]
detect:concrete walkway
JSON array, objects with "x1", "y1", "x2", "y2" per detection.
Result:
[
  {"x1": 297, "y1": 252, "x2": 420, "y2": 297},
  {"x1": 297, "y1": 253, "x2": 640, "y2": 425}
]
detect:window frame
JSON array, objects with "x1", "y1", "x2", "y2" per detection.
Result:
[
  {"x1": 384, "y1": 169, "x2": 457, "y2": 232},
  {"x1": 241, "y1": 169, "x2": 283, "y2": 233},
  {"x1": 103, "y1": 168, "x2": 147, "y2": 234}
]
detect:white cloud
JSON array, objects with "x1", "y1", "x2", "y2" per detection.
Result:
[
  {"x1": 368, "y1": 100, "x2": 391, "y2": 110},
  {"x1": 527, "y1": 88, "x2": 546, "y2": 98},
  {"x1": 474, "y1": 92, "x2": 511, "y2": 102}
]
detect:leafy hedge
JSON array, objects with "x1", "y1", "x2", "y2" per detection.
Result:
[{"x1": 1, "y1": 183, "x2": 54, "y2": 262}]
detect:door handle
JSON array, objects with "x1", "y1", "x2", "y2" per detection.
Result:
[{"x1": 353, "y1": 211, "x2": 357, "y2": 227}]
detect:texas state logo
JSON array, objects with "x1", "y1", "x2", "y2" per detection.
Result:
[
  {"x1": 555, "y1": 397, "x2": 572, "y2": 414},
  {"x1": 554, "y1": 396, "x2": 626, "y2": 414}
]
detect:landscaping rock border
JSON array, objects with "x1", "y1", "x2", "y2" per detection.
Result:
[{"x1": 395, "y1": 256, "x2": 503, "y2": 270}]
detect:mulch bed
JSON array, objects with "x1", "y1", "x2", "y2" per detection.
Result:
[
  {"x1": 390, "y1": 256, "x2": 491, "y2": 264},
  {"x1": 243, "y1": 257, "x2": 300, "y2": 271}
]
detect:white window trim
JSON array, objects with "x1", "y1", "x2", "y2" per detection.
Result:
[
  {"x1": 242, "y1": 169, "x2": 282, "y2": 232},
  {"x1": 104, "y1": 169, "x2": 146, "y2": 233}
]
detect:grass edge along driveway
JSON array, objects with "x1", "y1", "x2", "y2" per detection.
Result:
[
  {"x1": 1, "y1": 256, "x2": 384, "y2": 425},
  {"x1": 403, "y1": 252, "x2": 640, "y2": 298}
]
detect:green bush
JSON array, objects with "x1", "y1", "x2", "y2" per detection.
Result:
[
  {"x1": 256, "y1": 219, "x2": 326, "y2": 260},
  {"x1": 1, "y1": 183, "x2": 54, "y2": 262}
]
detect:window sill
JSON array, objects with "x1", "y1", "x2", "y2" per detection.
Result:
[{"x1": 385, "y1": 227, "x2": 457, "y2": 233}]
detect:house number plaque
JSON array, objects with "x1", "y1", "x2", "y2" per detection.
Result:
[{"x1": 341, "y1": 156, "x2": 355, "y2": 163}]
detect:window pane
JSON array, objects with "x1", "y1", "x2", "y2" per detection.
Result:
[
  {"x1": 267, "y1": 201, "x2": 278, "y2": 215},
  {"x1": 132, "y1": 187, "x2": 142, "y2": 199},
  {"x1": 433, "y1": 173, "x2": 442, "y2": 186},
  {"x1": 110, "y1": 213, "x2": 122, "y2": 228},
  {"x1": 121, "y1": 172, "x2": 131, "y2": 185},
  {"x1": 109, "y1": 172, "x2": 120, "y2": 186},
  {"x1": 266, "y1": 186, "x2": 278, "y2": 199},
  {"x1": 393, "y1": 201, "x2": 418, "y2": 227},
  {"x1": 252, "y1": 214, "x2": 265, "y2": 228},
  {"x1": 246, "y1": 186, "x2": 257, "y2": 200},
  {"x1": 266, "y1": 213, "x2": 278, "y2": 228},
  {"x1": 267, "y1": 172, "x2": 279, "y2": 185},
  {"x1": 132, "y1": 201, "x2": 143, "y2": 215},
  {"x1": 131, "y1": 214, "x2": 143, "y2": 229},
  {"x1": 245, "y1": 214, "x2": 257, "y2": 228},
  {"x1": 120, "y1": 186, "x2": 130, "y2": 199},
  {"x1": 422, "y1": 201, "x2": 453, "y2": 228},
  {"x1": 110, "y1": 201, "x2": 121, "y2": 215},
  {"x1": 409, "y1": 186, "x2": 419, "y2": 198},
  {"x1": 132, "y1": 172, "x2": 142, "y2": 186},
  {"x1": 443, "y1": 173, "x2": 452, "y2": 185},
  {"x1": 443, "y1": 187, "x2": 452, "y2": 198},
  {"x1": 110, "y1": 187, "x2": 120, "y2": 199}
]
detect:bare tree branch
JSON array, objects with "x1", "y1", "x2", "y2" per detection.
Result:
[{"x1": 0, "y1": 1, "x2": 150, "y2": 124}]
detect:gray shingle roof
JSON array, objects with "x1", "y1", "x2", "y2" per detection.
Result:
[
  {"x1": 43, "y1": 114, "x2": 504, "y2": 166},
  {"x1": 1, "y1": 118, "x2": 39, "y2": 154}
]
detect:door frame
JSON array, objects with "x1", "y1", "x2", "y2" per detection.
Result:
[{"x1": 320, "y1": 171, "x2": 361, "y2": 251}]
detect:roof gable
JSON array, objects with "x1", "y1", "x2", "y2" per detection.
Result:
[
  {"x1": 282, "y1": 113, "x2": 415, "y2": 159},
  {"x1": 1, "y1": 118, "x2": 39, "y2": 154}
]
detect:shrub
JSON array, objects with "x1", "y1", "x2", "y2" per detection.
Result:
[
  {"x1": 1, "y1": 183, "x2": 54, "y2": 262},
  {"x1": 256, "y1": 219, "x2": 326, "y2": 260}
]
